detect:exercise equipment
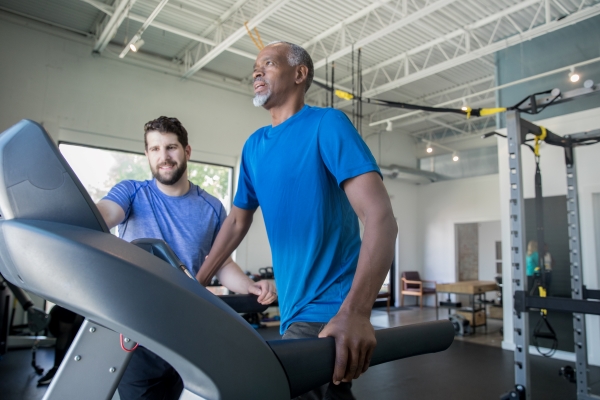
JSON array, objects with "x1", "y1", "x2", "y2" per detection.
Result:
[
  {"x1": 500, "y1": 110, "x2": 600, "y2": 400},
  {"x1": 0, "y1": 120, "x2": 455, "y2": 399}
]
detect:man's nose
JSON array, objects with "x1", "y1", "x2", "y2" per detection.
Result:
[
  {"x1": 253, "y1": 69, "x2": 263, "y2": 79},
  {"x1": 158, "y1": 148, "x2": 170, "y2": 160}
]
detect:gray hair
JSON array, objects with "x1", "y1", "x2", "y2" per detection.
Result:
[{"x1": 268, "y1": 41, "x2": 314, "y2": 93}]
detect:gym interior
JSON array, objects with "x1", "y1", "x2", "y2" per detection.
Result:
[{"x1": 1, "y1": 1, "x2": 600, "y2": 399}]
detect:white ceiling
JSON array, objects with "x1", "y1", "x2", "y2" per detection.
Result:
[{"x1": 1, "y1": 0, "x2": 599, "y2": 145}]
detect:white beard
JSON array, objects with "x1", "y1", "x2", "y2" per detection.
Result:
[
  {"x1": 253, "y1": 90, "x2": 271, "y2": 107},
  {"x1": 252, "y1": 78, "x2": 271, "y2": 108}
]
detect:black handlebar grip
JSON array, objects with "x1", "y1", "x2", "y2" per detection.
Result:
[{"x1": 267, "y1": 319, "x2": 454, "y2": 398}]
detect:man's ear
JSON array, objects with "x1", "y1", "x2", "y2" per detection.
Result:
[
  {"x1": 295, "y1": 65, "x2": 309, "y2": 87},
  {"x1": 185, "y1": 145, "x2": 191, "y2": 161}
]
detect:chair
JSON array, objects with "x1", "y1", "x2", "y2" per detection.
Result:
[
  {"x1": 376, "y1": 286, "x2": 391, "y2": 313},
  {"x1": 401, "y1": 271, "x2": 437, "y2": 309}
]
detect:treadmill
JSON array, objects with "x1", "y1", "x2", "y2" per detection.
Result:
[{"x1": 0, "y1": 120, "x2": 454, "y2": 400}]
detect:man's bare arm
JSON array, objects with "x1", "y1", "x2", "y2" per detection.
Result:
[
  {"x1": 196, "y1": 205, "x2": 256, "y2": 285},
  {"x1": 216, "y1": 258, "x2": 277, "y2": 305},
  {"x1": 318, "y1": 171, "x2": 397, "y2": 384},
  {"x1": 96, "y1": 199, "x2": 125, "y2": 229}
]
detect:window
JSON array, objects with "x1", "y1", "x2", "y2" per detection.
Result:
[
  {"x1": 59, "y1": 143, "x2": 233, "y2": 212},
  {"x1": 419, "y1": 146, "x2": 499, "y2": 180}
]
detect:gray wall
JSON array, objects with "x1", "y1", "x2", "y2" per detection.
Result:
[{"x1": 496, "y1": 14, "x2": 600, "y2": 126}]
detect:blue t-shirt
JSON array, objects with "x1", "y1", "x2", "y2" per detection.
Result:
[
  {"x1": 234, "y1": 105, "x2": 380, "y2": 333},
  {"x1": 103, "y1": 179, "x2": 226, "y2": 276}
]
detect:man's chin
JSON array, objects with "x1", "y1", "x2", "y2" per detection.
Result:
[
  {"x1": 253, "y1": 93, "x2": 270, "y2": 107},
  {"x1": 153, "y1": 170, "x2": 184, "y2": 186}
]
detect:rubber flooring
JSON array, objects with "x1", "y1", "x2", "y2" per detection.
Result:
[{"x1": 2, "y1": 324, "x2": 599, "y2": 399}]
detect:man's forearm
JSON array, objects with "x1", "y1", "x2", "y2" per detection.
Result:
[
  {"x1": 216, "y1": 259, "x2": 253, "y2": 294},
  {"x1": 196, "y1": 206, "x2": 254, "y2": 285},
  {"x1": 339, "y1": 213, "x2": 397, "y2": 316}
]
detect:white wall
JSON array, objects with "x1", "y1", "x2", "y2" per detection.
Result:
[
  {"x1": 498, "y1": 107, "x2": 600, "y2": 365},
  {"x1": 416, "y1": 174, "x2": 502, "y2": 291}
]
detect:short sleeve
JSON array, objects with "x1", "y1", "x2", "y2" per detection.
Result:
[
  {"x1": 318, "y1": 109, "x2": 381, "y2": 186},
  {"x1": 233, "y1": 142, "x2": 259, "y2": 210},
  {"x1": 102, "y1": 181, "x2": 135, "y2": 222}
]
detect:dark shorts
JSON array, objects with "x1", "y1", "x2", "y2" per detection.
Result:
[
  {"x1": 283, "y1": 322, "x2": 356, "y2": 400},
  {"x1": 118, "y1": 346, "x2": 183, "y2": 400}
]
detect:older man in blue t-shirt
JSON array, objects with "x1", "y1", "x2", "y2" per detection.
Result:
[
  {"x1": 97, "y1": 116, "x2": 277, "y2": 400},
  {"x1": 198, "y1": 42, "x2": 398, "y2": 400}
]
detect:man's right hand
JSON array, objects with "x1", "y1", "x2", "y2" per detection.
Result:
[{"x1": 247, "y1": 280, "x2": 277, "y2": 305}]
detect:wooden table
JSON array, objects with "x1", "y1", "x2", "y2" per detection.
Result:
[{"x1": 436, "y1": 280, "x2": 498, "y2": 332}]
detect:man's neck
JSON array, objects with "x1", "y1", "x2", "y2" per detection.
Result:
[
  {"x1": 155, "y1": 177, "x2": 190, "y2": 197},
  {"x1": 269, "y1": 97, "x2": 305, "y2": 127}
]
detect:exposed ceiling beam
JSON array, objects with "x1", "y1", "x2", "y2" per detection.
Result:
[
  {"x1": 429, "y1": 118, "x2": 470, "y2": 136},
  {"x1": 362, "y1": 1, "x2": 600, "y2": 99},
  {"x1": 81, "y1": 0, "x2": 257, "y2": 60},
  {"x1": 312, "y1": 0, "x2": 459, "y2": 70},
  {"x1": 93, "y1": 0, "x2": 137, "y2": 54},
  {"x1": 119, "y1": 0, "x2": 170, "y2": 58},
  {"x1": 301, "y1": 0, "x2": 393, "y2": 49},
  {"x1": 200, "y1": 0, "x2": 250, "y2": 38},
  {"x1": 174, "y1": 0, "x2": 251, "y2": 61},
  {"x1": 182, "y1": 0, "x2": 291, "y2": 79},
  {"x1": 352, "y1": 0, "x2": 541, "y2": 95},
  {"x1": 327, "y1": 0, "x2": 546, "y2": 101}
]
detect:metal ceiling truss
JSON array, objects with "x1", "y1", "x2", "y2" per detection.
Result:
[
  {"x1": 181, "y1": 0, "x2": 292, "y2": 78},
  {"x1": 308, "y1": 0, "x2": 460, "y2": 71},
  {"x1": 81, "y1": 0, "x2": 258, "y2": 62},
  {"x1": 92, "y1": 0, "x2": 138, "y2": 54},
  {"x1": 358, "y1": 0, "x2": 600, "y2": 98},
  {"x1": 412, "y1": 113, "x2": 497, "y2": 142}
]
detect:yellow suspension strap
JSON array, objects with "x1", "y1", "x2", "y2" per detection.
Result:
[
  {"x1": 462, "y1": 107, "x2": 507, "y2": 119},
  {"x1": 335, "y1": 89, "x2": 354, "y2": 100},
  {"x1": 534, "y1": 126, "x2": 547, "y2": 157},
  {"x1": 538, "y1": 285, "x2": 548, "y2": 316},
  {"x1": 479, "y1": 107, "x2": 507, "y2": 116}
]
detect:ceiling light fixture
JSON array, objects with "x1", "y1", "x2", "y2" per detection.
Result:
[
  {"x1": 426, "y1": 142, "x2": 433, "y2": 153},
  {"x1": 452, "y1": 152, "x2": 459, "y2": 162},
  {"x1": 569, "y1": 67, "x2": 580, "y2": 83},
  {"x1": 129, "y1": 39, "x2": 145, "y2": 53},
  {"x1": 385, "y1": 121, "x2": 393, "y2": 132}
]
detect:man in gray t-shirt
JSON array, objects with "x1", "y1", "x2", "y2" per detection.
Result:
[{"x1": 97, "y1": 116, "x2": 277, "y2": 400}]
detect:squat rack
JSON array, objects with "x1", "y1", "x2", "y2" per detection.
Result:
[{"x1": 504, "y1": 109, "x2": 600, "y2": 400}]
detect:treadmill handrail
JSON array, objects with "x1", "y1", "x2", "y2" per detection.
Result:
[{"x1": 268, "y1": 320, "x2": 454, "y2": 398}]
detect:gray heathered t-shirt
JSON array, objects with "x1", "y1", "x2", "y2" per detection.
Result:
[{"x1": 103, "y1": 179, "x2": 226, "y2": 276}]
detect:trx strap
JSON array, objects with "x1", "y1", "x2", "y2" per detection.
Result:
[
  {"x1": 530, "y1": 130, "x2": 558, "y2": 357},
  {"x1": 534, "y1": 156, "x2": 547, "y2": 292}
]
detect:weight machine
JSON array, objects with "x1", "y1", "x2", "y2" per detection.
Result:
[{"x1": 501, "y1": 109, "x2": 600, "y2": 400}]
